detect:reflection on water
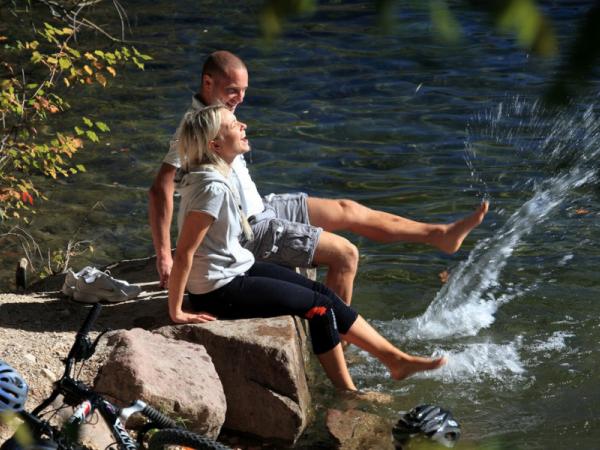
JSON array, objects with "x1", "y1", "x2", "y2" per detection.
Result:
[{"x1": 2, "y1": 1, "x2": 600, "y2": 448}]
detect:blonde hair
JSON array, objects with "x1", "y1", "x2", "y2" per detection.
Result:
[
  {"x1": 176, "y1": 104, "x2": 228, "y2": 175},
  {"x1": 175, "y1": 104, "x2": 254, "y2": 241}
]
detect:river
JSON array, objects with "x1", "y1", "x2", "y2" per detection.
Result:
[{"x1": 2, "y1": 1, "x2": 599, "y2": 448}]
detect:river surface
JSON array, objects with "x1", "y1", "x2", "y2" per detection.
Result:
[{"x1": 2, "y1": 1, "x2": 600, "y2": 448}]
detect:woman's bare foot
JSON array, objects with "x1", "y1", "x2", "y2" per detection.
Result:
[
  {"x1": 389, "y1": 355, "x2": 447, "y2": 381},
  {"x1": 436, "y1": 201, "x2": 489, "y2": 254}
]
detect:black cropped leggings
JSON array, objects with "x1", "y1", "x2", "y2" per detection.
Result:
[{"x1": 188, "y1": 261, "x2": 358, "y2": 354}]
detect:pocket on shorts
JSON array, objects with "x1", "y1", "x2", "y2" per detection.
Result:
[{"x1": 253, "y1": 219, "x2": 318, "y2": 268}]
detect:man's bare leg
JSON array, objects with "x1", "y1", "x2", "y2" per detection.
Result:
[
  {"x1": 343, "y1": 316, "x2": 447, "y2": 380},
  {"x1": 311, "y1": 231, "x2": 359, "y2": 306},
  {"x1": 307, "y1": 198, "x2": 489, "y2": 254}
]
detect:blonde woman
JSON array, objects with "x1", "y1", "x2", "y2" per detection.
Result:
[{"x1": 168, "y1": 105, "x2": 446, "y2": 391}]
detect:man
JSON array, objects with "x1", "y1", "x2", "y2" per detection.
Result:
[{"x1": 149, "y1": 50, "x2": 489, "y2": 305}]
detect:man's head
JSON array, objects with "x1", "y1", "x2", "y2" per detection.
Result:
[{"x1": 199, "y1": 51, "x2": 248, "y2": 112}]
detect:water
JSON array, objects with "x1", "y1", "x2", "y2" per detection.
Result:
[
  {"x1": 2, "y1": 1, "x2": 600, "y2": 448},
  {"x1": 351, "y1": 98, "x2": 600, "y2": 447}
]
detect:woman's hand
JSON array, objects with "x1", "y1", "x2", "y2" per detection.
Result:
[{"x1": 170, "y1": 310, "x2": 217, "y2": 324}]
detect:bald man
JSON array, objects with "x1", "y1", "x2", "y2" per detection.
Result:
[{"x1": 149, "y1": 50, "x2": 488, "y2": 305}]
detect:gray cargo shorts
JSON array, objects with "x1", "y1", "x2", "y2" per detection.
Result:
[{"x1": 241, "y1": 193, "x2": 322, "y2": 268}]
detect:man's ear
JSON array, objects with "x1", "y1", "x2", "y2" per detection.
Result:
[{"x1": 202, "y1": 74, "x2": 213, "y2": 91}]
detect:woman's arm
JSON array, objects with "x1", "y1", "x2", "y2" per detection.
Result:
[{"x1": 168, "y1": 210, "x2": 217, "y2": 324}]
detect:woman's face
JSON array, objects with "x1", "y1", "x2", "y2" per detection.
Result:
[{"x1": 213, "y1": 108, "x2": 250, "y2": 164}]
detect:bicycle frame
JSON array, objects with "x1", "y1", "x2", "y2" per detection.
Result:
[
  {"x1": 3, "y1": 303, "x2": 229, "y2": 450},
  {"x1": 12, "y1": 304, "x2": 153, "y2": 450},
  {"x1": 67, "y1": 397, "x2": 148, "y2": 450}
]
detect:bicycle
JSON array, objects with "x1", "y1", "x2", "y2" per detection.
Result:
[{"x1": 0, "y1": 303, "x2": 231, "y2": 450}]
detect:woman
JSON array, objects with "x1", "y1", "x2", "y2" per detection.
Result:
[{"x1": 168, "y1": 105, "x2": 446, "y2": 390}]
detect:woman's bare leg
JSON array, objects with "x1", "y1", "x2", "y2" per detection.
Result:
[
  {"x1": 342, "y1": 316, "x2": 446, "y2": 380},
  {"x1": 317, "y1": 343, "x2": 357, "y2": 390}
]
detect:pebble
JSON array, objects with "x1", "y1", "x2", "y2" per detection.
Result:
[
  {"x1": 24, "y1": 353, "x2": 36, "y2": 364},
  {"x1": 41, "y1": 368, "x2": 57, "y2": 381}
]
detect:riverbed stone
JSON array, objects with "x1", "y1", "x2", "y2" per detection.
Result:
[
  {"x1": 94, "y1": 328, "x2": 226, "y2": 438},
  {"x1": 326, "y1": 408, "x2": 395, "y2": 450},
  {"x1": 157, "y1": 316, "x2": 311, "y2": 444}
]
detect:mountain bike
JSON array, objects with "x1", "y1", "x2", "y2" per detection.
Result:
[{"x1": 0, "y1": 303, "x2": 230, "y2": 450}]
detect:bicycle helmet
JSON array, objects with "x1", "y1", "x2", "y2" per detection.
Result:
[
  {"x1": 393, "y1": 404, "x2": 461, "y2": 448},
  {"x1": 0, "y1": 360, "x2": 28, "y2": 412}
]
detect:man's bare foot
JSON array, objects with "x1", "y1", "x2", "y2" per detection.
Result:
[
  {"x1": 436, "y1": 201, "x2": 489, "y2": 254},
  {"x1": 389, "y1": 355, "x2": 447, "y2": 381}
]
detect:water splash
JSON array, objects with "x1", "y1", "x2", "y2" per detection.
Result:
[
  {"x1": 417, "y1": 339, "x2": 526, "y2": 383},
  {"x1": 394, "y1": 99, "x2": 599, "y2": 341}
]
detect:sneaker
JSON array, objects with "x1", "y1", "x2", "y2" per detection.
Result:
[
  {"x1": 67, "y1": 268, "x2": 141, "y2": 304},
  {"x1": 61, "y1": 266, "x2": 97, "y2": 297}
]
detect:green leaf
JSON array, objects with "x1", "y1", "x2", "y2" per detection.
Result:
[
  {"x1": 430, "y1": 0, "x2": 462, "y2": 44},
  {"x1": 74, "y1": 126, "x2": 84, "y2": 135},
  {"x1": 59, "y1": 57, "x2": 71, "y2": 70},
  {"x1": 132, "y1": 57, "x2": 144, "y2": 70},
  {"x1": 76, "y1": 164, "x2": 86, "y2": 172},
  {"x1": 82, "y1": 117, "x2": 93, "y2": 127},
  {"x1": 95, "y1": 121, "x2": 110, "y2": 132},
  {"x1": 86, "y1": 130, "x2": 99, "y2": 142},
  {"x1": 67, "y1": 47, "x2": 81, "y2": 58}
]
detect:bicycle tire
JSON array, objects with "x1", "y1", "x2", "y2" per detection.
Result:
[{"x1": 148, "y1": 428, "x2": 231, "y2": 450}]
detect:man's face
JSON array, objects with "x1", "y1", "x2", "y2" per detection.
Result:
[{"x1": 204, "y1": 67, "x2": 248, "y2": 112}]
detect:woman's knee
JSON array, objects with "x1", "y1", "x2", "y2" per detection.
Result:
[{"x1": 307, "y1": 307, "x2": 340, "y2": 354}]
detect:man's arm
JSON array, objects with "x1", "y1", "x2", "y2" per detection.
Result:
[{"x1": 148, "y1": 162, "x2": 177, "y2": 288}]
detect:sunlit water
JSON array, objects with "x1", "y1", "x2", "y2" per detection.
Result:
[{"x1": 2, "y1": 1, "x2": 599, "y2": 448}]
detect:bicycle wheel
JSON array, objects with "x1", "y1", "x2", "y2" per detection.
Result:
[{"x1": 147, "y1": 428, "x2": 231, "y2": 450}]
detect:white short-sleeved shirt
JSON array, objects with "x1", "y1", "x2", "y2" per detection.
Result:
[
  {"x1": 164, "y1": 96, "x2": 265, "y2": 218},
  {"x1": 176, "y1": 168, "x2": 255, "y2": 294}
]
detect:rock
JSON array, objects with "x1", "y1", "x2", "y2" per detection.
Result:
[
  {"x1": 326, "y1": 409, "x2": 395, "y2": 450},
  {"x1": 94, "y1": 328, "x2": 226, "y2": 438},
  {"x1": 51, "y1": 396, "x2": 114, "y2": 450},
  {"x1": 158, "y1": 316, "x2": 311, "y2": 444},
  {"x1": 40, "y1": 368, "x2": 56, "y2": 381},
  {"x1": 24, "y1": 353, "x2": 36, "y2": 364},
  {"x1": 78, "y1": 410, "x2": 116, "y2": 450}
]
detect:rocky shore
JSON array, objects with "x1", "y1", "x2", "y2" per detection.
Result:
[{"x1": 0, "y1": 257, "x2": 396, "y2": 449}]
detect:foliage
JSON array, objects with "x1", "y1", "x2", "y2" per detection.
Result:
[{"x1": 0, "y1": 0, "x2": 151, "y2": 222}]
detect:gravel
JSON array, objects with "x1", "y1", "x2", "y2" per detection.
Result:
[{"x1": 0, "y1": 287, "x2": 168, "y2": 442}]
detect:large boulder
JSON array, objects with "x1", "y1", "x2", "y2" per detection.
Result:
[
  {"x1": 158, "y1": 316, "x2": 311, "y2": 444},
  {"x1": 94, "y1": 328, "x2": 226, "y2": 438}
]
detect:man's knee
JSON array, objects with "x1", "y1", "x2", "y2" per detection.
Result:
[
  {"x1": 331, "y1": 238, "x2": 359, "y2": 272},
  {"x1": 335, "y1": 199, "x2": 364, "y2": 222}
]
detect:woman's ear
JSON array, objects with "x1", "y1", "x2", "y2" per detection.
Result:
[{"x1": 208, "y1": 138, "x2": 220, "y2": 153}]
